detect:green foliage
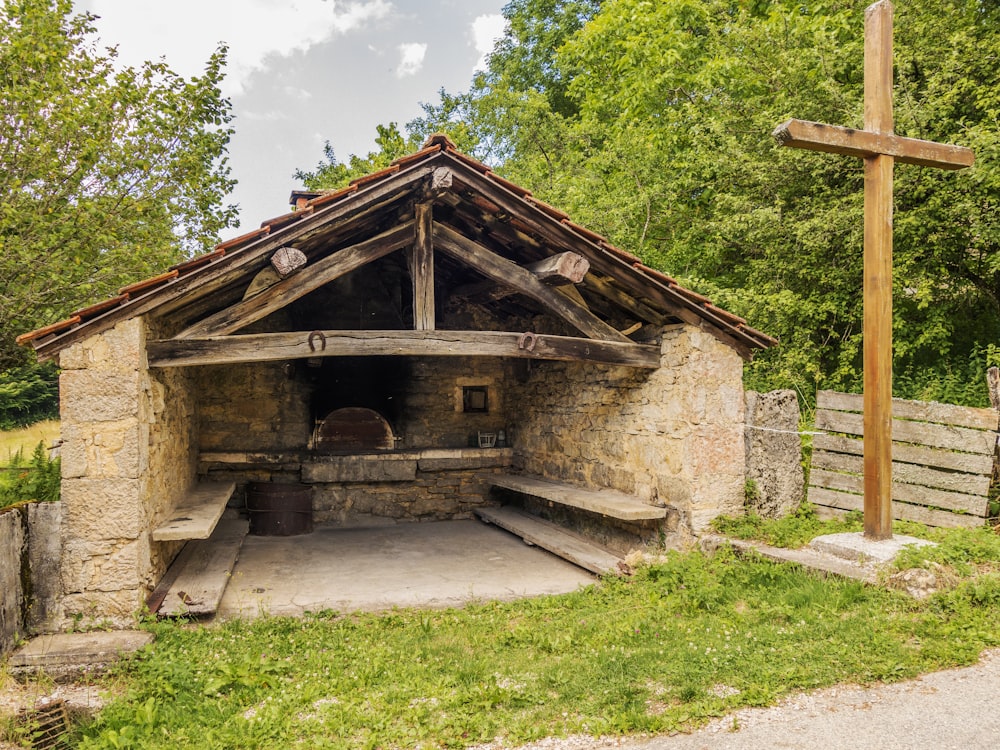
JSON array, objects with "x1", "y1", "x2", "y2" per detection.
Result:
[
  {"x1": 73, "y1": 540, "x2": 1000, "y2": 748},
  {"x1": 0, "y1": 441, "x2": 60, "y2": 509},
  {"x1": 0, "y1": 362, "x2": 58, "y2": 429},
  {"x1": 386, "y1": 0, "x2": 1000, "y2": 403},
  {"x1": 293, "y1": 122, "x2": 420, "y2": 190},
  {"x1": 0, "y1": 0, "x2": 238, "y2": 368}
]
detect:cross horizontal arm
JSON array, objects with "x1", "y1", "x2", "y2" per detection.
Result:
[{"x1": 773, "y1": 119, "x2": 974, "y2": 170}]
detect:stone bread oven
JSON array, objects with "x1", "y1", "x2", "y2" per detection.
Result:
[{"x1": 17, "y1": 134, "x2": 775, "y2": 629}]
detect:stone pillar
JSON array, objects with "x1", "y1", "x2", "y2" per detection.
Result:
[
  {"x1": 655, "y1": 325, "x2": 746, "y2": 533},
  {"x1": 58, "y1": 318, "x2": 151, "y2": 627},
  {"x1": 744, "y1": 390, "x2": 804, "y2": 518}
]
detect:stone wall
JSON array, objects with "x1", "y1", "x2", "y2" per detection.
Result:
[
  {"x1": 0, "y1": 502, "x2": 62, "y2": 655},
  {"x1": 744, "y1": 390, "x2": 804, "y2": 517},
  {"x1": 509, "y1": 324, "x2": 746, "y2": 546},
  {"x1": 58, "y1": 317, "x2": 198, "y2": 628}
]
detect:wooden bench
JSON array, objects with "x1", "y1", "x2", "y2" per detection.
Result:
[
  {"x1": 809, "y1": 390, "x2": 997, "y2": 529},
  {"x1": 490, "y1": 474, "x2": 666, "y2": 521},
  {"x1": 152, "y1": 482, "x2": 236, "y2": 541}
]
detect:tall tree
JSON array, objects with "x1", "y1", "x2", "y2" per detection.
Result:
[
  {"x1": 411, "y1": 0, "x2": 1000, "y2": 404},
  {"x1": 0, "y1": 0, "x2": 238, "y2": 370}
]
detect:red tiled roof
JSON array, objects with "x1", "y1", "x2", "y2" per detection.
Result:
[{"x1": 17, "y1": 132, "x2": 776, "y2": 355}]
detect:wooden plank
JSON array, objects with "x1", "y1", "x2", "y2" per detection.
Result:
[
  {"x1": 816, "y1": 390, "x2": 998, "y2": 431},
  {"x1": 148, "y1": 329, "x2": 660, "y2": 369},
  {"x1": 411, "y1": 202, "x2": 435, "y2": 330},
  {"x1": 772, "y1": 119, "x2": 974, "y2": 170},
  {"x1": 159, "y1": 518, "x2": 249, "y2": 617},
  {"x1": 809, "y1": 468, "x2": 987, "y2": 516},
  {"x1": 475, "y1": 506, "x2": 622, "y2": 575},
  {"x1": 152, "y1": 482, "x2": 236, "y2": 541},
  {"x1": 809, "y1": 487, "x2": 985, "y2": 529},
  {"x1": 812, "y1": 433, "x2": 995, "y2": 475},
  {"x1": 176, "y1": 223, "x2": 414, "y2": 339},
  {"x1": 811, "y1": 450, "x2": 991, "y2": 496},
  {"x1": 816, "y1": 408, "x2": 996, "y2": 455},
  {"x1": 491, "y1": 474, "x2": 666, "y2": 521},
  {"x1": 434, "y1": 223, "x2": 632, "y2": 343}
]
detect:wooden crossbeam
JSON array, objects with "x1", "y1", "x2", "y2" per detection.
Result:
[
  {"x1": 773, "y1": 120, "x2": 974, "y2": 170},
  {"x1": 147, "y1": 329, "x2": 660, "y2": 368}
]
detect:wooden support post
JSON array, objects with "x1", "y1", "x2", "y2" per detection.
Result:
[{"x1": 411, "y1": 202, "x2": 435, "y2": 330}]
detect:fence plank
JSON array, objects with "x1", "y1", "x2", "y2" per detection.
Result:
[
  {"x1": 812, "y1": 496, "x2": 984, "y2": 529},
  {"x1": 811, "y1": 451, "x2": 991, "y2": 495},
  {"x1": 817, "y1": 390, "x2": 999, "y2": 431},
  {"x1": 809, "y1": 468, "x2": 987, "y2": 516},
  {"x1": 816, "y1": 409, "x2": 996, "y2": 455},
  {"x1": 812, "y1": 434, "x2": 995, "y2": 475}
]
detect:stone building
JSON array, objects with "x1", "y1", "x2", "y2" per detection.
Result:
[{"x1": 17, "y1": 135, "x2": 775, "y2": 628}]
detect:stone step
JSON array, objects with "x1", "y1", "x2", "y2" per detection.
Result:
[
  {"x1": 9, "y1": 631, "x2": 154, "y2": 682},
  {"x1": 699, "y1": 534, "x2": 877, "y2": 582},
  {"x1": 475, "y1": 505, "x2": 624, "y2": 575},
  {"x1": 157, "y1": 517, "x2": 249, "y2": 617},
  {"x1": 491, "y1": 474, "x2": 666, "y2": 521}
]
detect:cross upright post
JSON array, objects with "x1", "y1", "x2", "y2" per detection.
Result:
[{"x1": 772, "y1": 0, "x2": 974, "y2": 540}]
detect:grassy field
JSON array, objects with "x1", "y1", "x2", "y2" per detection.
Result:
[
  {"x1": 16, "y1": 515, "x2": 997, "y2": 750},
  {"x1": 0, "y1": 420, "x2": 59, "y2": 466}
]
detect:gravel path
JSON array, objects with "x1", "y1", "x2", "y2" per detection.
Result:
[{"x1": 477, "y1": 649, "x2": 1000, "y2": 750}]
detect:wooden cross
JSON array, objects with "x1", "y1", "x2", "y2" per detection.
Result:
[{"x1": 772, "y1": 0, "x2": 974, "y2": 540}]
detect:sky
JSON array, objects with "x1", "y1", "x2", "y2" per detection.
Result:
[{"x1": 74, "y1": 0, "x2": 508, "y2": 232}]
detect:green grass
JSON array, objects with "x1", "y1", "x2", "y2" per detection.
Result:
[
  {"x1": 55, "y1": 535, "x2": 1000, "y2": 750},
  {"x1": 0, "y1": 420, "x2": 59, "y2": 466},
  {"x1": 711, "y1": 502, "x2": 864, "y2": 548}
]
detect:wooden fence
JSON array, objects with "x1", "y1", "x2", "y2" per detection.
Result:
[{"x1": 808, "y1": 390, "x2": 998, "y2": 528}]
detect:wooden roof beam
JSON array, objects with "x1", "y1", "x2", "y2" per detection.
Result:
[
  {"x1": 147, "y1": 330, "x2": 660, "y2": 369},
  {"x1": 433, "y1": 223, "x2": 631, "y2": 343}
]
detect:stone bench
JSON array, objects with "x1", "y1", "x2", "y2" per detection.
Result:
[
  {"x1": 152, "y1": 482, "x2": 236, "y2": 541},
  {"x1": 490, "y1": 474, "x2": 666, "y2": 522}
]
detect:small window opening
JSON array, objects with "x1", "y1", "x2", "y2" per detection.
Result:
[{"x1": 463, "y1": 386, "x2": 489, "y2": 413}]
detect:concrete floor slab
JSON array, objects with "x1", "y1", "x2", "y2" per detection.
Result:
[{"x1": 217, "y1": 519, "x2": 595, "y2": 619}]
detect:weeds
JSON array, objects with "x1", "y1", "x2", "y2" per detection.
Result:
[
  {"x1": 0, "y1": 441, "x2": 60, "y2": 510},
  {"x1": 69, "y1": 536, "x2": 1000, "y2": 749},
  {"x1": 711, "y1": 502, "x2": 862, "y2": 548}
]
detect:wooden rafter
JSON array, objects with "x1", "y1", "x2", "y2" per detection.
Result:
[
  {"x1": 148, "y1": 330, "x2": 660, "y2": 369},
  {"x1": 176, "y1": 222, "x2": 414, "y2": 339},
  {"x1": 434, "y1": 223, "x2": 632, "y2": 343}
]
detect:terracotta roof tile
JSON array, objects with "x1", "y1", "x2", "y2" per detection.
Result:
[
  {"x1": 670, "y1": 285, "x2": 712, "y2": 305},
  {"x1": 170, "y1": 248, "x2": 226, "y2": 274},
  {"x1": 391, "y1": 144, "x2": 443, "y2": 169},
  {"x1": 637, "y1": 265, "x2": 677, "y2": 287},
  {"x1": 446, "y1": 147, "x2": 492, "y2": 175},
  {"x1": 260, "y1": 208, "x2": 308, "y2": 232},
  {"x1": 599, "y1": 240, "x2": 641, "y2": 265},
  {"x1": 560, "y1": 219, "x2": 604, "y2": 244},
  {"x1": 525, "y1": 197, "x2": 569, "y2": 222},
  {"x1": 308, "y1": 184, "x2": 358, "y2": 209},
  {"x1": 215, "y1": 226, "x2": 270, "y2": 252},
  {"x1": 487, "y1": 170, "x2": 532, "y2": 197},
  {"x1": 74, "y1": 295, "x2": 129, "y2": 322},
  {"x1": 703, "y1": 303, "x2": 747, "y2": 326},
  {"x1": 349, "y1": 163, "x2": 400, "y2": 189},
  {"x1": 16, "y1": 315, "x2": 81, "y2": 345},
  {"x1": 118, "y1": 270, "x2": 178, "y2": 297}
]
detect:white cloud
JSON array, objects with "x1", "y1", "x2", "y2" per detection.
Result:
[
  {"x1": 471, "y1": 13, "x2": 506, "y2": 72},
  {"x1": 396, "y1": 42, "x2": 427, "y2": 77},
  {"x1": 76, "y1": 0, "x2": 393, "y2": 95}
]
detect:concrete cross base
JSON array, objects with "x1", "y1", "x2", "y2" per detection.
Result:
[{"x1": 809, "y1": 532, "x2": 936, "y2": 565}]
